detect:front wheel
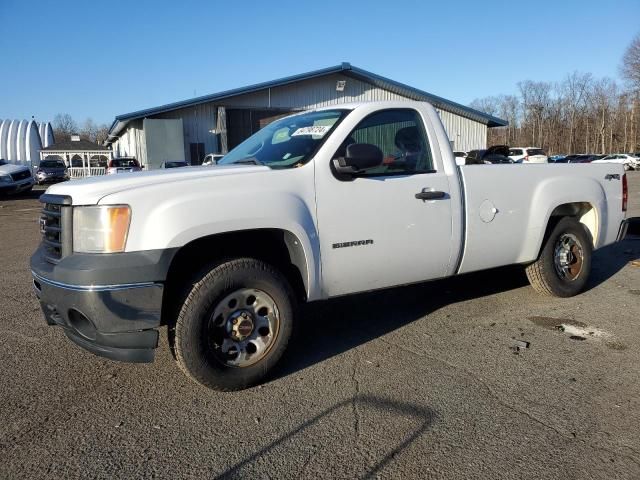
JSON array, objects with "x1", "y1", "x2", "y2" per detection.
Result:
[
  {"x1": 525, "y1": 217, "x2": 592, "y2": 297},
  {"x1": 174, "y1": 258, "x2": 296, "y2": 391}
]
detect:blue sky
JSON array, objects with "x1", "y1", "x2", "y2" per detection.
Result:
[{"x1": 0, "y1": 0, "x2": 638, "y2": 126}]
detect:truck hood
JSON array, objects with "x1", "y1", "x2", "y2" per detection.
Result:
[
  {"x1": 38, "y1": 167, "x2": 67, "y2": 174},
  {"x1": 0, "y1": 163, "x2": 30, "y2": 175},
  {"x1": 45, "y1": 164, "x2": 270, "y2": 204}
]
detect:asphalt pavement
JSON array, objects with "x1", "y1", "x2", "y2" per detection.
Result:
[{"x1": 0, "y1": 174, "x2": 639, "y2": 479}]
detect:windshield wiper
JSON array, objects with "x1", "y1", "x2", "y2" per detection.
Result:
[{"x1": 232, "y1": 157, "x2": 264, "y2": 166}]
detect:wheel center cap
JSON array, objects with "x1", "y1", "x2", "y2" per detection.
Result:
[{"x1": 230, "y1": 311, "x2": 254, "y2": 341}]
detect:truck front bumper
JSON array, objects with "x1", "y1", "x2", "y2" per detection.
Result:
[
  {"x1": 31, "y1": 270, "x2": 163, "y2": 363},
  {"x1": 0, "y1": 178, "x2": 34, "y2": 194}
]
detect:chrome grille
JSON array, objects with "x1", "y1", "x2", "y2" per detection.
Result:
[{"x1": 41, "y1": 203, "x2": 64, "y2": 263}]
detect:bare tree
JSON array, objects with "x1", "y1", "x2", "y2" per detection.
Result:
[
  {"x1": 620, "y1": 33, "x2": 640, "y2": 151},
  {"x1": 80, "y1": 118, "x2": 99, "y2": 143},
  {"x1": 472, "y1": 72, "x2": 636, "y2": 155},
  {"x1": 519, "y1": 80, "x2": 552, "y2": 146},
  {"x1": 52, "y1": 113, "x2": 77, "y2": 142},
  {"x1": 469, "y1": 97, "x2": 500, "y2": 117},
  {"x1": 621, "y1": 33, "x2": 640, "y2": 91},
  {"x1": 560, "y1": 72, "x2": 592, "y2": 153},
  {"x1": 95, "y1": 124, "x2": 110, "y2": 145}
]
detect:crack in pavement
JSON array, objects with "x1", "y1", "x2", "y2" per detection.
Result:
[{"x1": 378, "y1": 338, "x2": 640, "y2": 468}]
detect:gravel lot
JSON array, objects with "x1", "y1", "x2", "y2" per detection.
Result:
[{"x1": 1, "y1": 173, "x2": 639, "y2": 479}]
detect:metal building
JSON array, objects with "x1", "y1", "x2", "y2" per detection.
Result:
[{"x1": 104, "y1": 63, "x2": 507, "y2": 168}]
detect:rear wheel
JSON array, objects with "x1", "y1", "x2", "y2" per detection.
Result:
[
  {"x1": 174, "y1": 258, "x2": 295, "y2": 391},
  {"x1": 525, "y1": 217, "x2": 592, "y2": 297}
]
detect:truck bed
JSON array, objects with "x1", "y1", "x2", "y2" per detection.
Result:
[{"x1": 457, "y1": 163, "x2": 625, "y2": 274}]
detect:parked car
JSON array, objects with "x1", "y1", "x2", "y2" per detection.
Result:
[
  {"x1": 592, "y1": 154, "x2": 638, "y2": 171},
  {"x1": 453, "y1": 151, "x2": 467, "y2": 166},
  {"x1": 31, "y1": 100, "x2": 630, "y2": 391},
  {"x1": 107, "y1": 157, "x2": 142, "y2": 175},
  {"x1": 508, "y1": 147, "x2": 548, "y2": 163},
  {"x1": 466, "y1": 145, "x2": 513, "y2": 164},
  {"x1": 159, "y1": 161, "x2": 190, "y2": 169},
  {"x1": 572, "y1": 154, "x2": 605, "y2": 164},
  {"x1": 35, "y1": 159, "x2": 68, "y2": 185},
  {"x1": 561, "y1": 154, "x2": 581, "y2": 163},
  {"x1": 202, "y1": 154, "x2": 225, "y2": 166},
  {"x1": 0, "y1": 159, "x2": 34, "y2": 195}
]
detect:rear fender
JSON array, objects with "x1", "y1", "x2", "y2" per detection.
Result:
[{"x1": 520, "y1": 176, "x2": 606, "y2": 262}]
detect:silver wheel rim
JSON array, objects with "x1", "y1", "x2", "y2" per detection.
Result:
[
  {"x1": 553, "y1": 233, "x2": 584, "y2": 281},
  {"x1": 208, "y1": 288, "x2": 280, "y2": 368}
]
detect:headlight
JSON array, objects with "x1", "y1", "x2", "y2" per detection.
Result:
[
  {"x1": 73, "y1": 205, "x2": 131, "y2": 253},
  {"x1": 0, "y1": 174, "x2": 12, "y2": 183}
]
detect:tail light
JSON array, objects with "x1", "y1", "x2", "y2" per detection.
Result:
[
  {"x1": 622, "y1": 173, "x2": 628, "y2": 212},
  {"x1": 524, "y1": 156, "x2": 529, "y2": 162}
]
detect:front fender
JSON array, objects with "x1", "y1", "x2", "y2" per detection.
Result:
[{"x1": 101, "y1": 169, "x2": 323, "y2": 300}]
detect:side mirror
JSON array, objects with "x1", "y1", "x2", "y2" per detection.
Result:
[{"x1": 333, "y1": 143, "x2": 383, "y2": 175}]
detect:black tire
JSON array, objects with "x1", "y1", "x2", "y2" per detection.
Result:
[
  {"x1": 174, "y1": 258, "x2": 296, "y2": 391},
  {"x1": 525, "y1": 217, "x2": 592, "y2": 297}
]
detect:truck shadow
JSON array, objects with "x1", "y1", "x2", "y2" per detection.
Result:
[
  {"x1": 214, "y1": 395, "x2": 436, "y2": 479},
  {"x1": 276, "y1": 264, "x2": 529, "y2": 380},
  {"x1": 276, "y1": 238, "x2": 639, "y2": 380},
  {"x1": 585, "y1": 235, "x2": 640, "y2": 292}
]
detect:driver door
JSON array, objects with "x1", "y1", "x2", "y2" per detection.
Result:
[{"x1": 315, "y1": 108, "x2": 453, "y2": 297}]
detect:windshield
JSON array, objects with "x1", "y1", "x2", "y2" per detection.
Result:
[
  {"x1": 111, "y1": 158, "x2": 139, "y2": 168},
  {"x1": 218, "y1": 109, "x2": 347, "y2": 169},
  {"x1": 527, "y1": 148, "x2": 546, "y2": 156},
  {"x1": 40, "y1": 160, "x2": 65, "y2": 168}
]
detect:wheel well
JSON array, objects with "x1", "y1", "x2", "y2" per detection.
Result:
[
  {"x1": 161, "y1": 229, "x2": 308, "y2": 327},
  {"x1": 547, "y1": 202, "x2": 597, "y2": 246}
]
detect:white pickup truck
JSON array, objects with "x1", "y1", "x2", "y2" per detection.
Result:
[{"x1": 31, "y1": 101, "x2": 630, "y2": 391}]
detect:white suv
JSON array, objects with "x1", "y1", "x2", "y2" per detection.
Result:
[
  {"x1": 509, "y1": 147, "x2": 548, "y2": 164},
  {"x1": 0, "y1": 159, "x2": 35, "y2": 195}
]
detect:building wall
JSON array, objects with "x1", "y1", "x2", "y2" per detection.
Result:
[
  {"x1": 215, "y1": 73, "x2": 407, "y2": 109},
  {"x1": 436, "y1": 109, "x2": 487, "y2": 151},
  {"x1": 214, "y1": 73, "x2": 487, "y2": 151},
  {"x1": 112, "y1": 119, "x2": 146, "y2": 164},
  {"x1": 153, "y1": 103, "x2": 218, "y2": 162},
  {"x1": 113, "y1": 72, "x2": 488, "y2": 159}
]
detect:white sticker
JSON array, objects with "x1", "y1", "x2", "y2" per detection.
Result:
[{"x1": 291, "y1": 125, "x2": 331, "y2": 137}]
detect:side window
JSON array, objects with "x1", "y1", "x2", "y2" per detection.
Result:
[{"x1": 333, "y1": 109, "x2": 434, "y2": 176}]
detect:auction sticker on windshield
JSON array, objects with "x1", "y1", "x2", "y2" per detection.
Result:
[{"x1": 291, "y1": 125, "x2": 331, "y2": 137}]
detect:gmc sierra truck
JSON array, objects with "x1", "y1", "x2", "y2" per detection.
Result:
[{"x1": 31, "y1": 101, "x2": 630, "y2": 391}]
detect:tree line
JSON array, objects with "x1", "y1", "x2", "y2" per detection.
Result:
[
  {"x1": 470, "y1": 33, "x2": 640, "y2": 155},
  {"x1": 52, "y1": 113, "x2": 110, "y2": 145}
]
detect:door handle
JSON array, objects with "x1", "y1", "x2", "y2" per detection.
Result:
[{"x1": 415, "y1": 189, "x2": 446, "y2": 200}]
